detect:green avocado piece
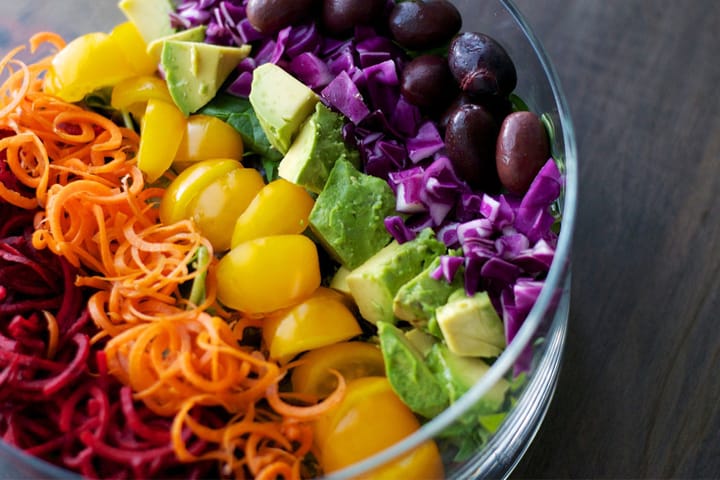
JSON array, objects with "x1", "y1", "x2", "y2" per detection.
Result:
[
  {"x1": 436, "y1": 290, "x2": 506, "y2": 358},
  {"x1": 393, "y1": 256, "x2": 464, "y2": 331},
  {"x1": 278, "y1": 103, "x2": 360, "y2": 193},
  {"x1": 249, "y1": 63, "x2": 320, "y2": 154},
  {"x1": 118, "y1": 0, "x2": 176, "y2": 44},
  {"x1": 146, "y1": 25, "x2": 207, "y2": 63},
  {"x1": 162, "y1": 40, "x2": 251, "y2": 115},
  {"x1": 427, "y1": 343, "x2": 509, "y2": 412},
  {"x1": 404, "y1": 328, "x2": 437, "y2": 358},
  {"x1": 377, "y1": 321, "x2": 449, "y2": 419},
  {"x1": 309, "y1": 158, "x2": 396, "y2": 271},
  {"x1": 329, "y1": 265, "x2": 352, "y2": 296},
  {"x1": 345, "y1": 229, "x2": 446, "y2": 325}
]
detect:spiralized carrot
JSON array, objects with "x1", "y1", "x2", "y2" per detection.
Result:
[{"x1": 0, "y1": 34, "x2": 346, "y2": 479}]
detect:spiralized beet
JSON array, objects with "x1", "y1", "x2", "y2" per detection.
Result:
[{"x1": 0, "y1": 201, "x2": 219, "y2": 479}]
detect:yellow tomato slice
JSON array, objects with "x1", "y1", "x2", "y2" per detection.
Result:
[
  {"x1": 231, "y1": 178, "x2": 315, "y2": 247},
  {"x1": 174, "y1": 115, "x2": 245, "y2": 168},
  {"x1": 158, "y1": 158, "x2": 241, "y2": 226},
  {"x1": 291, "y1": 341, "x2": 385, "y2": 398},
  {"x1": 189, "y1": 167, "x2": 265, "y2": 251},
  {"x1": 262, "y1": 287, "x2": 362, "y2": 363},
  {"x1": 313, "y1": 377, "x2": 444, "y2": 478},
  {"x1": 111, "y1": 75, "x2": 172, "y2": 121},
  {"x1": 47, "y1": 32, "x2": 137, "y2": 102},
  {"x1": 216, "y1": 235, "x2": 320, "y2": 314},
  {"x1": 137, "y1": 99, "x2": 187, "y2": 183},
  {"x1": 108, "y1": 22, "x2": 157, "y2": 76}
]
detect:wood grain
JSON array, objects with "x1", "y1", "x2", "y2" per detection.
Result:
[{"x1": 510, "y1": 0, "x2": 720, "y2": 477}]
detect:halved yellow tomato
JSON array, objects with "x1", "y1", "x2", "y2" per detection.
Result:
[
  {"x1": 189, "y1": 167, "x2": 265, "y2": 251},
  {"x1": 216, "y1": 235, "x2": 320, "y2": 314},
  {"x1": 158, "y1": 159, "x2": 241, "y2": 226},
  {"x1": 262, "y1": 287, "x2": 362, "y2": 363},
  {"x1": 313, "y1": 377, "x2": 444, "y2": 478},
  {"x1": 291, "y1": 341, "x2": 385, "y2": 397},
  {"x1": 174, "y1": 115, "x2": 245, "y2": 169},
  {"x1": 230, "y1": 178, "x2": 314, "y2": 248}
]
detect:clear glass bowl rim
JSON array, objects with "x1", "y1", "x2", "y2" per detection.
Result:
[{"x1": 0, "y1": 0, "x2": 578, "y2": 478}]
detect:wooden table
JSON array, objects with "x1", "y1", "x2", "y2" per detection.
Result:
[
  {"x1": 509, "y1": 0, "x2": 720, "y2": 477},
  {"x1": 2, "y1": 0, "x2": 718, "y2": 478}
]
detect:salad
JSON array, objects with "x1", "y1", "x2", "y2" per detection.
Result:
[{"x1": 0, "y1": 0, "x2": 564, "y2": 478}]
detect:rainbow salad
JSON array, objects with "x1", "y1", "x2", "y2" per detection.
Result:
[{"x1": 0, "y1": 0, "x2": 563, "y2": 478}]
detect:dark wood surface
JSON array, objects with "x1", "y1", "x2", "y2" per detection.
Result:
[{"x1": 509, "y1": 1, "x2": 720, "y2": 478}]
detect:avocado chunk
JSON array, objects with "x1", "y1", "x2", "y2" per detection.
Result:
[
  {"x1": 118, "y1": 0, "x2": 176, "y2": 44},
  {"x1": 309, "y1": 158, "x2": 396, "y2": 271},
  {"x1": 393, "y1": 256, "x2": 464, "y2": 331},
  {"x1": 427, "y1": 343, "x2": 509, "y2": 412},
  {"x1": 162, "y1": 40, "x2": 251, "y2": 115},
  {"x1": 278, "y1": 103, "x2": 360, "y2": 193},
  {"x1": 329, "y1": 265, "x2": 352, "y2": 296},
  {"x1": 377, "y1": 321, "x2": 449, "y2": 418},
  {"x1": 249, "y1": 63, "x2": 320, "y2": 154},
  {"x1": 147, "y1": 25, "x2": 207, "y2": 63},
  {"x1": 404, "y1": 328, "x2": 437, "y2": 357},
  {"x1": 345, "y1": 229, "x2": 446, "y2": 324},
  {"x1": 436, "y1": 290, "x2": 506, "y2": 358}
]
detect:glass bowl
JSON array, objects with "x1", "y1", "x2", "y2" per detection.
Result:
[{"x1": 0, "y1": 0, "x2": 577, "y2": 478}]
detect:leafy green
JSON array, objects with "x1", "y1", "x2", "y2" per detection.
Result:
[
  {"x1": 187, "y1": 245, "x2": 211, "y2": 307},
  {"x1": 80, "y1": 87, "x2": 133, "y2": 129},
  {"x1": 199, "y1": 93, "x2": 283, "y2": 182},
  {"x1": 509, "y1": 93, "x2": 530, "y2": 112}
]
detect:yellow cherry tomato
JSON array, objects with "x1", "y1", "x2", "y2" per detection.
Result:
[
  {"x1": 189, "y1": 167, "x2": 265, "y2": 251},
  {"x1": 314, "y1": 377, "x2": 444, "y2": 478},
  {"x1": 111, "y1": 75, "x2": 172, "y2": 120},
  {"x1": 231, "y1": 179, "x2": 315, "y2": 248},
  {"x1": 108, "y1": 22, "x2": 157, "y2": 76},
  {"x1": 137, "y1": 99, "x2": 187, "y2": 183},
  {"x1": 291, "y1": 341, "x2": 385, "y2": 397},
  {"x1": 159, "y1": 159, "x2": 241, "y2": 226},
  {"x1": 216, "y1": 235, "x2": 320, "y2": 314},
  {"x1": 174, "y1": 115, "x2": 245, "y2": 169},
  {"x1": 46, "y1": 31, "x2": 138, "y2": 102},
  {"x1": 262, "y1": 288, "x2": 362, "y2": 364}
]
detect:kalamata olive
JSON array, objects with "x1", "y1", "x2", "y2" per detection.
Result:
[
  {"x1": 496, "y1": 111, "x2": 550, "y2": 194},
  {"x1": 389, "y1": 0, "x2": 462, "y2": 50},
  {"x1": 438, "y1": 94, "x2": 472, "y2": 132},
  {"x1": 444, "y1": 103, "x2": 500, "y2": 192},
  {"x1": 246, "y1": 0, "x2": 318, "y2": 34},
  {"x1": 322, "y1": 0, "x2": 386, "y2": 35},
  {"x1": 448, "y1": 32, "x2": 517, "y2": 98},
  {"x1": 401, "y1": 54, "x2": 458, "y2": 110},
  {"x1": 439, "y1": 94, "x2": 514, "y2": 132}
]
